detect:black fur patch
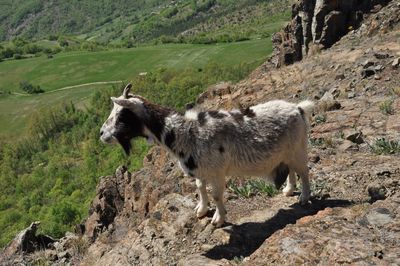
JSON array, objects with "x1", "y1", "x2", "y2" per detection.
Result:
[
  {"x1": 164, "y1": 130, "x2": 175, "y2": 149},
  {"x1": 242, "y1": 107, "x2": 256, "y2": 117},
  {"x1": 298, "y1": 107, "x2": 305, "y2": 118},
  {"x1": 230, "y1": 111, "x2": 244, "y2": 122},
  {"x1": 141, "y1": 101, "x2": 172, "y2": 142},
  {"x1": 115, "y1": 109, "x2": 145, "y2": 155},
  {"x1": 273, "y1": 163, "x2": 289, "y2": 189},
  {"x1": 185, "y1": 155, "x2": 197, "y2": 170},
  {"x1": 179, "y1": 151, "x2": 185, "y2": 158},
  {"x1": 185, "y1": 102, "x2": 195, "y2": 110},
  {"x1": 198, "y1": 112, "x2": 207, "y2": 126},
  {"x1": 208, "y1": 110, "x2": 227, "y2": 119},
  {"x1": 219, "y1": 146, "x2": 225, "y2": 153}
]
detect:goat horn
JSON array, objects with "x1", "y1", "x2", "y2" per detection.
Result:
[{"x1": 123, "y1": 83, "x2": 132, "y2": 98}]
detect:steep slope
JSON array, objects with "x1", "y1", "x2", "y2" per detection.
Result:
[
  {"x1": 80, "y1": 1, "x2": 400, "y2": 264},
  {"x1": 1, "y1": 1, "x2": 399, "y2": 265}
]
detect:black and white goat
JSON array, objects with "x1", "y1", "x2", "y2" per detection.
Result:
[{"x1": 100, "y1": 84, "x2": 314, "y2": 226}]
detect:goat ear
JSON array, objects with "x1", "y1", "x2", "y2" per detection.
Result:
[{"x1": 111, "y1": 97, "x2": 133, "y2": 108}]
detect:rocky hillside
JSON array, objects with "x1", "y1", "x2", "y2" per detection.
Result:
[{"x1": 1, "y1": 0, "x2": 400, "y2": 265}]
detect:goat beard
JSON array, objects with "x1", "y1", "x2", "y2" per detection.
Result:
[{"x1": 116, "y1": 135, "x2": 132, "y2": 155}]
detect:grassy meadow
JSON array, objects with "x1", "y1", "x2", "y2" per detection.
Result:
[{"x1": 0, "y1": 39, "x2": 272, "y2": 136}]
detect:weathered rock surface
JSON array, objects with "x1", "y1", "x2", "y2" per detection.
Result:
[{"x1": 272, "y1": 0, "x2": 392, "y2": 67}]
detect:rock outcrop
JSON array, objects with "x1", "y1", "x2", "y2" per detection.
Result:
[{"x1": 272, "y1": 0, "x2": 392, "y2": 67}]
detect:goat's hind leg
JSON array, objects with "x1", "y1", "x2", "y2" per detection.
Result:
[
  {"x1": 210, "y1": 176, "x2": 226, "y2": 227},
  {"x1": 282, "y1": 170, "x2": 296, "y2": 197},
  {"x1": 295, "y1": 165, "x2": 310, "y2": 205},
  {"x1": 195, "y1": 178, "x2": 209, "y2": 218}
]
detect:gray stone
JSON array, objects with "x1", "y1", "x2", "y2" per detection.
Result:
[
  {"x1": 374, "y1": 64, "x2": 384, "y2": 71},
  {"x1": 366, "y1": 208, "x2": 393, "y2": 226},
  {"x1": 348, "y1": 91, "x2": 356, "y2": 98},
  {"x1": 320, "y1": 91, "x2": 341, "y2": 111},
  {"x1": 392, "y1": 57, "x2": 400, "y2": 68}
]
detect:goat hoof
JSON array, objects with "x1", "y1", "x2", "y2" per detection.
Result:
[
  {"x1": 194, "y1": 203, "x2": 208, "y2": 218},
  {"x1": 298, "y1": 194, "x2": 310, "y2": 205},
  {"x1": 211, "y1": 213, "x2": 225, "y2": 227}
]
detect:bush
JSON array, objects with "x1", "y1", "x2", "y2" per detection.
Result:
[
  {"x1": 19, "y1": 81, "x2": 44, "y2": 94},
  {"x1": 13, "y1": 53, "x2": 23, "y2": 60},
  {"x1": 371, "y1": 138, "x2": 400, "y2": 155}
]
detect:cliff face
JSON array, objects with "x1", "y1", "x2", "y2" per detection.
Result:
[
  {"x1": 272, "y1": 0, "x2": 393, "y2": 67},
  {"x1": 2, "y1": 1, "x2": 400, "y2": 265}
]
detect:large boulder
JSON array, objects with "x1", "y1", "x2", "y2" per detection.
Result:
[{"x1": 272, "y1": 0, "x2": 392, "y2": 67}]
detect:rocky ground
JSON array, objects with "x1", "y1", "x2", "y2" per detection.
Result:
[{"x1": 1, "y1": 0, "x2": 400, "y2": 265}]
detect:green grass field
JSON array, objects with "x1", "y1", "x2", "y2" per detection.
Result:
[{"x1": 0, "y1": 39, "x2": 272, "y2": 136}]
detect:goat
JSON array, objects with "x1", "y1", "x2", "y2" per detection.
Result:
[{"x1": 100, "y1": 84, "x2": 314, "y2": 226}]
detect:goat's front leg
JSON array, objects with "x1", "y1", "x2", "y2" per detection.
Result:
[
  {"x1": 211, "y1": 176, "x2": 226, "y2": 227},
  {"x1": 194, "y1": 178, "x2": 209, "y2": 218}
]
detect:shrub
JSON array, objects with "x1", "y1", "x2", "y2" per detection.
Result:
[
  {"x1": 13, "y1": 53, "x2": 23, "y2": 60},
  {"x1": 379, "y1": 100, "x2": 394, "y2": 115},
  {"x1": 371, "y1": 138, "x2": 400, "y2": 155},
  {"x1": 19, "y1": 81, "x2": 44, "y2": 94},
  {"x1": 228, "y1": 179, "x2": 277, "y2": 198}
]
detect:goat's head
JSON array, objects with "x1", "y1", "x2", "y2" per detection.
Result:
[{"x1": 100, "y1": 83, "x2": 146, "y2": 155}]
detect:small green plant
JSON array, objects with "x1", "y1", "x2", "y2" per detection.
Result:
[
  {"x1": 309, "y1": 137, "x2": 325, "y2": 147},
  {"x1": 228, "y1": 179, "x2": 277, "y2": 198},
  {"x1": 379, "y1": 100, "x2": 394, "y2": 115},
  {"x1": 314, "y1": 114, "x2": 327, "y2": 124},
  {"x1": 228, "y1": 180, "x2": 253, "y2": 198},
  {"x1": 232, "y1": 255, "x2": 245, "y2": 264},
  {"x1": 335, "y1": 130, "x2": 345, "y2": 139},
  {"x1": 248, "y1": 179, "x2": 277, "y2": 197},
  {"x1": 371, "y1": 138, "x2": 400, "y2": 155}
]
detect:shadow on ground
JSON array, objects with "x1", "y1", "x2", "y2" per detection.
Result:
[{"x1": 205, "y1": 198, "x2": 352, "y2": 260}]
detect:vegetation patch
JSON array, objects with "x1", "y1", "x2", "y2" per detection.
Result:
[
  {"x1": 228, "y1": 179, "x2": 278, "y2": 198},
  {"x1": 19, "y1": 81, "x2": 44, "y2": 94},
  {"x1": 370, "y1": 138, "x2": 400, "y2": 155},
  {"x1": 379, "y1": 99, "x2": 394, "y2": 115}
]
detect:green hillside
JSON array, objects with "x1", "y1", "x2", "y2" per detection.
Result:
[
  {"x1": 0, "y1": 0, "x2": 291, "y2": 44},
  {"x1": 0, "y1": 39, "x2": 272, "y2": 136}
]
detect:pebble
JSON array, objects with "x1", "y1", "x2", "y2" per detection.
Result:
[{"x1": 392, "y1": 57, "x2": 400, "y2": 68}]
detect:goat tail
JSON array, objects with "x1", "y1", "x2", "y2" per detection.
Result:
[{"x1": 297, "y1": 100, "x2": 314, "y2": 129}]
